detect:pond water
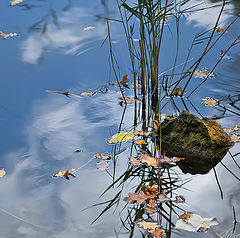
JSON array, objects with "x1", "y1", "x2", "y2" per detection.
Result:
[{"x1": 0, "y1": 0, "x2": 239, "y2": 237}]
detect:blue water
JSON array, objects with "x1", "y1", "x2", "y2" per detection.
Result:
[{"x1": 0, "y1": 0, "x2": 239, "y2": 237}]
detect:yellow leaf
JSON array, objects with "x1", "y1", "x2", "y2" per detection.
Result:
[
  {"x1": 0, "y1": 169, "x2": 6, "y2": 178},
  {"x1": 53, "y1": 168, "x2": 75, "y2": 180},
  {"x1": 9, "y1": 0, "x2": 23, "y2": 6},
  {"x1": 108, "y1": 131, "x2": 134, "y2": 144},
  {"x1": 230, "y1": 134, "x2": 240, "y2": 143},
  {"x1": 81, "y1": 92, "x2": 96, "y2": 96},
  {"x1": 95, "y1": 153, "x2": 111, "y2": 160}
]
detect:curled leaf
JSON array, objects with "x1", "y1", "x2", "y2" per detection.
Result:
[
  {"x1": 215, "y1": 27, "x2": 224, "y2": 33},
  {"x1": 95, "y1": 153, "x2": 111, "y2": 160},
  {"x1": 53, "y1": 168, "x2": 76, "y2": 180}
]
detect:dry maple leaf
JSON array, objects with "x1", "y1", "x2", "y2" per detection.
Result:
[
  {"x1": 215, "y1": 27, "x2": 224, "y2": 32},
  {"x1": 97, "y1": 160, "x2": 109, "y2": 170},
  {"x1": 83, "y1": 26, "x2": 95, "y2": 31},
  {"x1": 224, "y1": 125, "x2": 238, "y2": 134},
  {"x1": 148, "y1": 228, "x2": 164, "y2": 238},
  {"x1": 230, "y1": 134, "x2": 240, "y2": 143},
  {"x1": 81, "y1": 92, "x2": 96, "y2": 96},
  {"x1": 139, "y1": 154, "x2": 158, "y2": 166},
  {"x1": 95, "y1": 153, "x2": 111, "y2": 160},
  {"x1": 125, "y1": 191, "x2": 148, "y2": 205},
  {"x1": 53, "y1": 168, "x2": 76, "y2": 180},
  {"x1": 9, "y1": 0, "x2": 23, "y2": 6},
  {"x1": 129, "y1": 156, "x2": 142, "y2": 167},
  {"x1": 170, "y1": 87, "x2": 185, "y2": 97},
  {"x1": 134, "y1": 140, "x2": 148, "y2": 145},
  {"x1": 134, "y1": 129, "x2": 152, "y2": 137},
  {"x1": 202, "y1": 98, "x2": 219, "y2": 106},
  {"x1": 179, "y1": 212, "x2": 193, "y2": 222},
  {"x1": 137, "y1": 221, "x2": 160, "y2": 230}
]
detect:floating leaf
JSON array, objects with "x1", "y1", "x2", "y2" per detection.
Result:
[
  {"x1": 53, "y1": 168, "x2": 75, "y2": 180},
  {"x1": 160, "y1": 154, "x2": 185, "y2": 164},
  {"x1": 176, "y1": 213, "x2": 218, "y2": 232},
  {"x1": 0, "y1": 31, "x2": 19, "y2": 39},
  {"x1": 230, "y1": 134, "x2": 240, "y2": 143},
  {"x1": 0, "y1": 169, "x2": 6, "y2": 178},
  {"x1": 81, "y1": 92, "x2": 96, "y2": 96},
  {"x1": 137, "y1": 221, "x2": 160, "y2": 230},
  {"x1": 46, "y1": 90, "x2": 81, "y2": 98},
  {"x1": 95, "y1": 153, "x2": 111, "y2": 160},
  {"x1": 139, "y1": 154, "x2": 158, "y2": 166},
  {"x1": 202, "y1": 98, "x2": 219, "y2": 106},
  {"x1": 120, "y1": 74, "x2": 129, "y2": 88},
  {"x1": 224, "y1": 125, "x2": 238, "y2": 133},
  {"x1": 220, "y1": 54, "x2": 232, "y2": 60},
  {"x1": 215, "y1": 27, "x2": 224, "y2": 33},
  {"x1": 145, "y1": 204, "x2": 157, "y2": 214},
  {"x1": 83, "y1": 26, "x2": 95, "y2": 31},
  {"x1": 120, "y1": 96, "x2": 138, "y2": 105},
  {"x1": 9, "y1": 0, "x2": 23, "y2": 6},
  {"x1": 108, "y1": 131, "x2": 134, "y2": 144},
  {"x1": 170, "y1": 87, "x2": 185, "y2": 97},
  {"x1": 129, "y1": 156, "x2": 142, "y2": 167},
  {"x1": 156, "y1": 194, "x2": 171, "y2": 203},
  {"x1": 190, "y1": 68, "x2": 216, "y2": 79},
  {"x1": 97, "y1": 160, "x2": 109, "y2": 171},
  {"x1": 134, "y1": 140, "x2": 148, "y2": 146},
  {"x1": 125, "y1": 191, "x2": 148, "y2": 205},
  {"x1": 134, "y1": 129, "x2": 152, "y2": 137},
  {"x1": 148, "y1": 228, "x2": 164, "y2": 238},
  {"x1": 220, "y1": 50, "x2": 227, "y2": 54},
  {"x1": 172, "y1": 195, "x2": 185, "y2": 203}
]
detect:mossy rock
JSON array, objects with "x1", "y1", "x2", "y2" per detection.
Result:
[{"x1": 157, "y1": 111, "x2": 233, "y2": 174}]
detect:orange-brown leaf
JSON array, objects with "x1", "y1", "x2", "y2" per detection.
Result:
[
  {"x1": 139, "y1": 154, "x2": 158, "y2": 166},
  {"x1": 134, "y1": 140, "x2": 148, "y2": 145},
  {"x1": 125, "y1": 191, "x2": 148, "y2": 205},
  {"x1": 145, "y1": 204, "x2": 157, "y2": 214},
  {"x1": 179, "y1": 212, "x2": 192, "y2": 222},
  {"x1": 148, "y1": 228, "x2": 164, "y2": 238},
  {"x1": 53, "y1": 168, "x2": 76, "y2": 180},
  {"x1": 129, "y1": 156, "x2": 142, "y2": 167},
  {"x1": 81, "y1": 92, "x2": 96, "y2": 96},
  {"x1": 134, "y1": 129, "x2": 152, "y2": 137},
  {"x1": 137, "y1": 221, "x2": 160, "y2": 230},
  {"x1": 120, "y1": 96, "x2": 138, "y2": 105},
  {"x1": 0, "y1": 31, "x2": 19, "y2": 39},
  {"x1": 202, "y1": 98, "x2": 219, "y2": 106},
  {"x1": 215, "y1": 27, "x2": 224, "y2": 33},
  {"x1": 170, "y1": 87, "x2": 185, "y2": 97},
  {"x1": 95, "y1": 153, "x2": 111, "y2": 160},
  {"x1": 224, "y1": 125, "x2": 238, "y2": 134},
  {"x1": 9, "y1": 0, "x2": 23, "y2": 6}
]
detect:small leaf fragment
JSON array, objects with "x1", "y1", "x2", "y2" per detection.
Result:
[
  {"x1": 230, "y1": 134, "x2": 240, "y2": 143},
  {"x1": 0, "y1": 31, "x2": 19, "y2": 39},
  {"x1": 9, "y1": 0, "x2": 23, "y2": 6},
  {"x1": 83, "y1": 26, "x2": 95, "y2": 31},
  {"x1": 108, "y1": 131, "x2": 134, "y2": 144},
  {"x1": 53, "y1": 168, "x2": 76, "y2": 180},
  {"x1": 134, "y1": 140, "x2": 148, "y2": 145},
  {"x1": 148, "y1": 228, "x2": 164, "y2": 238},
  {"x1": 81, "y1": 92, "x2": 96, "y2": 96},
  {"x1": 95, "y1": 153, "x2": 111, "y2": 160},
  {"x1": 202, "y1": 98, "x2": 219, "y2": 106},
  {"x1": 0, "y1": 169, "x2": 6, "y2": 178},
  {"x1": 120, "y1": 96, "x2": 138, "y2": 105},
  {"x1": 134, "y1": 129, "x2": 152, "y2": 137},
  {"x1": 224, "y1": 125, "x2": 238, "y2": 133},
  {"x1": 170, "y1": 87, "x2": 185, "y2": 97},
  {"x1": 172, "y1": 195, "x2": 185, "y2": 203},
  {"x1": 137, "y1": 221, "x2": 160, "y2": 230}
]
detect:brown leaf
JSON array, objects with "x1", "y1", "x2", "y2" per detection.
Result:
[
  {"x1": 129, "y1": 156, "x2": 142, "y2": 167},
  {"x1": 120, "y1": 96, "x2": 138, "y2": 105},
  {"x1": 179, "y1": 212, "x2": 192, "y2": 222},
  {"x1": 134, "y1": 129, "x2": 152, "y2": 137},
  {"x1": 109, "y1": 81, "x2": 117, "y2": 86},
  {"x1": 137, "y1": 221, "x2": 160, "y2": 230},
  {"x1": 53, "y1": 168, "x2": 76, "y2": 180},
  {"x1": 145, "y1": 204, "x2": 157, "y2": 214},
  {"x1": 224, "y1": 125, "x2": 238, "y2": 134},
  {"x1": 160, "y1": 154, "x2": 185, "y2": 164},
  {"x1": 230, "y1": 134, "x2": 240, "y2": 143},
  {"x1": 202, "y1": 98, "x2": 219, "y2": 106},
  {"x1": 125, "y1": 191, "x2": 148, "y2": 205},
  {"x1": 139, "y1": 154, "x2": 158, "y2": 166},
  {"x1": 148, "y1": 228, "x2": 164, "y2": 238},
  {"x1": 95, "y1": 153, "x2": 111, "y2": 160},
  {"x1": 134, "y1": 140, "x2": 148, "y2": 145},
  {"x1": 215, "y1": 27, "x2": 224, "y2": 33},
  {"x1": 120, "y1": 74, "x2": 129, "y2": 88},
  {"x1": 9, "y1": 0, "x2": 23, "y2": 6},
  {"x1": 170, "y1": 87, "x2": 185, "y2": 97},
  {"x1": 156, "y1": 194, "x2": 170, "y2": 203},
  {"x1": 172, "y1": 195, "x2": 185, "y2": 203}
]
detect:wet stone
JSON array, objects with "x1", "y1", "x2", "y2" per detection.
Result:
[{"x1": 156, "y1": 111, "x2": 233, "y2": 174}]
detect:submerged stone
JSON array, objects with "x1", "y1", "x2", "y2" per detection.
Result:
[{"x1": 157, "y1": 111, "x2": 233, "y2": 174}]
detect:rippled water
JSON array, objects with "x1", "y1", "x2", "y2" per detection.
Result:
[{"x1": 0, "y1": 0, "x2": 239, "y2": 237}]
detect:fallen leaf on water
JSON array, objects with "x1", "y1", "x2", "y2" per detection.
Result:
[
  {"x1": 108, "y1": 131, "x2": 134, "y2": 144},
  {"x1": 120, "y1": 96, "x2": 138, "y2": 105},
  {"x1": 0, "y1": 31, "x2": 19, "y2": 39},
  {"x1": 9, "y1": 0, "x2": 23, "y2": 6},
  {"x1": 215, "y1": 27, "x2": 224, "y2": 33},
  {"x1": 134, "y1": 140, "x2": 148, "y2": 146},
  {"x1": 170, "y1": 87, "x2": 185, "y2": 97},
  {"x1": 125, "y1": 191, "x2": 148, "y2": 205},
  {"x1": 220, "y1": 54, "x2": 232, "y2": 60},
  {"x1": 224, "y1": 125, "x2": 238, "y2": 133},
  {"x1": 145, "y1": 204, "x2": 157, "y2": 214},
  {"x1": 83, "y1": 26, "x2": 95, "y2": 31},
  {"x1": 139, "y1": 154, "x2": 158, "y2": 166},
  {"x1": 95, "y1": 153, "x2": 111, "y2": 160},
  {"x1": 176, "y1": 213, "x2": 218, "y2": 232},
  {"x1": 156, "y1": 194, "x2": 171, "y2": 203},
  {"x1": 97, "y1": 160, "x2": 109, "y2": 171},
  {"x1": 148, "y1": 228, "x2": 165, "y2": 238},
  {"x1": 190, "y1": 68, "x2": 216, "y2": 79},
  {"x1": 0, "y1": 169, "x2": 6, "y2": 178},
  {"x1": 81, "y1": 92, "x2": 96, "y2": 96},
  {"x1": 46, "y1": 90, "x2": 81, "y2": 98},
  {"x1": 120, "y1": 74, "x2": 129, "y2": 88},
  {"x1": 230, "y1": 134, "x2": 240, "y2": 143},
  {"x1": 134, "y1": 129, "x2": 152, "y2": 137},
  {"x1": 129, "y1": 156, "x2": 142, "y2": 167},
  {"x1": 53, "y1": 168, "x2": 76, "y2": 180},
  {"x1": 172, "y1": 195, "x2": 185, "y2": 203},
  {"x1": 202, "y1": 98, "x2": 219, "y2": 106},
  {"x1": 160, "y1": 154, "x2": 185, "y2": 164},
  {"x1": 137, "y1": 221, "x2": 160, "y2": 230}
]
